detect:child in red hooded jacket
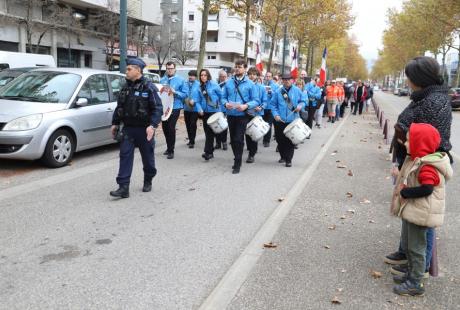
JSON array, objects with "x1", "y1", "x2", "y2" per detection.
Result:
[{"x1": 391, "y1": 123, "x2": 453, "y2": 296}]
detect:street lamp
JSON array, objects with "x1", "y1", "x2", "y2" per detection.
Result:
[{"x1": 68, "y1": 12, "x2": 86, "y2": 67}]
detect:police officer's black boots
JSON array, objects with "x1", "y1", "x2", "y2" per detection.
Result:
[
  {"x1": 143, "y1": 177, "x2": 153, "y2": 192},
  {"x1": 110, "y1": 184, "x2": 130, "y2": 198}
]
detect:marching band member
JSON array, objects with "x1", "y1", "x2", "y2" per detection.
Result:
[
  {"x1": 183, "y1": 70, "x2": 200, "y2": 148},
  {"x1": 194, "y1": 69, "x2": 223, "y2": 161},
  {"x1": 245, "y1": 67, "x2": 268, "y2": 163},
  {"x1": 271, "y1": 73, "x2": 306, "y2": 167},
  {"x1": 263, "y1": 71, "x2": 279, "y2": 147},
  {"x1": 215, "y1": 70, "x2": 229, "y2": 150},
  {"x1": 160, "y1": 61, "x2": 188, "y2": 159},
  {"x1": 221, "y1": 59, "x2": 260, "y2": 174}
]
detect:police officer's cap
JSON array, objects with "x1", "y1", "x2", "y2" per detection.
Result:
[{"x1": 126, "y1": 58, "x2": 146, "y2": 70}]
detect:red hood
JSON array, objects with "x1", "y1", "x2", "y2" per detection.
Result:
[{"x1": 409, "y1": 123, "x2": 441, "y2": 160}]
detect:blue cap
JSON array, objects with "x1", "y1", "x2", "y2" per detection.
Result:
[{"x1": 126, "y1": 58, "x2": 146, "y2": 70}]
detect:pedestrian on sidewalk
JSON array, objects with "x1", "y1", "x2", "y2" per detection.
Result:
[
  {"x1": 160, "y1": 61, "x2": 188, "y2": 159},
  {"x1": 183, "y1": 70, "x2": 200, "y2": 149},
  {"x1": 326, "y1": 80, "x2": 339, "y2": 123},
  {"x1": 349, "y1": 82, "x2": 356, "y2": 113},
  {"x1": 195, "y1": 69, "x2": 223, "y2": 161},
  {"x1": 262, "y1": 71, "x2": 279, "y2": 147},
  {"x1": 387, "y1": 56, "x2": 452, "y2": 276},
  {"x1": 365, "y1": 82, "x2": 373, "y2": 113},
  {"x1": 352, "y1": 80, "x2": 367, "y2": 115},
  {"x1": 271, "y1": 73, "x2": 306, "y2": 167},
  {"x1": 391, "y1": 123, "x2": 452, "y2": 296},
  {"x1": 215, "y1": 70, "x2": 229, "y2": 150},
  {"x1": 110, "y1": 58, "x2": 163, "y2": 198},
  {"x1": 336, "y1": 81, "x2": 345, "y2": 121},
  {"x1": 221, "y1": 59, "x2": 259, "y2": 174}
]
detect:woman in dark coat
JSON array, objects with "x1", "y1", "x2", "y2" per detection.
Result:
[{"x1": 386, "y1": 56, "x2": 452, "y2": 279}]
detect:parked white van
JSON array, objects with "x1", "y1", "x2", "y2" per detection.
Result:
[{"x1": 0, "y1": 52, "x2": 56, "y2": 70}]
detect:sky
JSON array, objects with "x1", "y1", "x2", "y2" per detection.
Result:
[{"x1": 349, "y1": 0, "x2": 403, "y2": 68}]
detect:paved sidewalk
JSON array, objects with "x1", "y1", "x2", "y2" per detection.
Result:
[{"x1": 228, "y1": 106, "x2": 460, "y2": 309}]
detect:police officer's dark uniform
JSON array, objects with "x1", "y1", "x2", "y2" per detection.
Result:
[{"x1": 110, "y1": 58, "x2": 163, "y2": 198}]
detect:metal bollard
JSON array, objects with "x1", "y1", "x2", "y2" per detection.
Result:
[
  {"x1": 379, "y1": 111, "x2": 384, "y2": 128},
  {"x1": 383, "y1": 119, "x2": 390, "y2": 144}
]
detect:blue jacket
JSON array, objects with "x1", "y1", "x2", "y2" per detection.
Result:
[
  {"x1": 194, "y1": 80, "x2": 222, "y2": 113},
  {"x1": 264, "y1": 80, "x2": 279, "y2": 109},
  {"x1": 160, "y1": 74, "x2": 188, "y2": 110},
  {"x1": 304, "y1": 82, "x2": 321, "y2": 107},
  {"x1": 184, "y1": 80, "x2": 200, "y2": 112},
  {"x1": 271, "y1": 85, "x2": 306, "y2": 123},
  {"x1": 247, "y1": 82, "x2": 268, "y2": 116},
  {"x1": 221, "y1": 75, "x2": 260, "y2": 116}
]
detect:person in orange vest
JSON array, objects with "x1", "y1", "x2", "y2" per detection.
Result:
[
  {"x1": 336, "y1": 81, "x2": 345, "y2": 121},
  {"x1": 326, "y1": 80, "x2": 340, "y2": 123}
]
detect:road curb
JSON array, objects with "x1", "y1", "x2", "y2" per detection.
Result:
[{"x1": 198, "y1": 114, "x2": 350, "y2": 310}]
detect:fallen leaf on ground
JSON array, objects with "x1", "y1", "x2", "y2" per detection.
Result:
[
  {"x1": 347, "y1": 209, "x2": 356, "y2": 214},
  {"x1": 189, "y1": 188, "x2": 196, "y2": 191},
  {"x1": 331, "y1": 152, "x2": 337, "y2": 156},
  {"x1": 324, "y1": 245, "x2": 331, "y2": 249},
  {"x1": 346, "y1": 192, "x2": 353, "y2": 198},
  {"x1": 340, "y1": 215, "x2": 347, "y2": 220},
  {"x1": 378, "y1": 146, "x2": 382, "y2": 149},
  {"x1": 278, "y1": 197, "x2": 285, "y2": 202},
  {"x1": 337, "y1": 288, "x2": 344, "y2": 292},
  {"x1": 353, "y1": 121, "x2": 357, "y2": 124},
  {"x1": 263, "y1": 242, "x2": 277, "y2": 248},
  {"x1": 324, "y1": 213, "x2": 328, "y2": 217},
  {"x1": 336, "y1": 160, "x2": 341, "y2": 163},
  {"x1": 328, "y1": 225, "x2": 336, "y2": 230},
  {"x1": 331, "y1": 296, "x2": 342, "y2": 304},
  {"x1": 370, "y1": 270, "x2": 383, "y2": 278},
  {"x1": 360, "y1": 199, "x2": 371, "y2": 204},
  {"x1": 337, "y1": 165, "x2": 347, "y2": 169},
  {"x1": 341, "y1": 269, "x2": 347, "y2": 273},
  {"x1": 347, "y1": 170, "x2": 354, "y2": 176},
  {"x1": 369, "y1": 220, "x2": 376, "y2": 224}
]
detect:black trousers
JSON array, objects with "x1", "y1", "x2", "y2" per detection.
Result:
[
  {"x1": 306, "y1": 104, "x2": 316, "y2": 129},
  {"x1": 227, "y1": 115, "x2": 249, "y2": 166},
  {"x1": 274, "y1": 121, "x2": 295, "y2": 162},
  {"x1": 215, "y1": 128, "x2": 228, "y2": 145},
  {"x1": 184, "y1": 111, "x2": 198, "y2": 145},
  {"x1": 203, "y1": 112, "x2": 217, "y2": 155},
  {"x1": 161, "y1": 109, "x2": 181, "y2": 153},
  {"x1": 262, "y1": 110, "x2": 274, "y2": 144},
  {"x1": 353, "y1": 100, "x2": 364, "y2": 115},
  {"x1": 340, "y1": 101, "x2": 347, "y2": 117},
  {"x1": 245, "y1": 115, "x2": 258, "y2": 157}
]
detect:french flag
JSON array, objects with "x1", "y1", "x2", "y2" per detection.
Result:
[
  {"x1": 290, "y1": 47, "x2": 298, "y2": 79},
  {"x1": 256, "y1": 42, "x2": 263, "y2": 72},
  {"x1": 319, "y1": 47, "x2": 327, "y2": 87}
]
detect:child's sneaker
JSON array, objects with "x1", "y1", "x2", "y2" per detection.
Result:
[
  {"x1": 390, "y1": 265, "x2": 429, "y2": 278},
  {"x1": 384, "y1": 251, "x2": 407, "y2": 265},
  {"x1": 393, "y1": 280, "x2": 425, "y2": 296}
]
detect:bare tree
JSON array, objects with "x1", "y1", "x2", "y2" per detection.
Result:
[
  {"x1": 147, "y1": 29, "x2": 172, "y2": 73},
  {"x1": 172, "y1": 32, "x2": 197, "y2": 66}
]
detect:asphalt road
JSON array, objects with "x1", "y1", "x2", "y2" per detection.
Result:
[{"x1": 0, "y1": 113, "x2": 343, "y2": 309}]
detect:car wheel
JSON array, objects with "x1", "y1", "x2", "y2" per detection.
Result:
[{"x1": 41, "y1": 129, "x2": 75, "y2": 168}]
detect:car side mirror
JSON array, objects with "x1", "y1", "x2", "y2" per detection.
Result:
[{"x1": 76, "y1": 97, "x2": 88, "y2": 107}]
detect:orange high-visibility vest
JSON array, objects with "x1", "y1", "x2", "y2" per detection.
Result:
[{"x1": 326, "y1": 85, "x2": 339, "y2": 101}]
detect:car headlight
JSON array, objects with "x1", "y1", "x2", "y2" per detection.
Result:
[{"x1": 3, "y1": 114, "x2": 43, "y2": 131}]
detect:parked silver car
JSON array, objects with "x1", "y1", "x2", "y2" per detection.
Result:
[{"x1": 0, "y1": 68, "x2": 127, "y2": 167}]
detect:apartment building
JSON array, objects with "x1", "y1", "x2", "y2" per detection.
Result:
[
  {"x1": 0, "y1": 0, "x2": 161, "y2": 69},
  {"x1": 159, "y1": 0, "x2": 296, "y2": 73}
]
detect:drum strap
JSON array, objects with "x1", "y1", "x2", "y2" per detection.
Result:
[
  {"x1": 281, "y1": 88, "x2": 295, "y2": 111},
  {"x1": 234, "y1": 79, "x2": 255, "y2": 117},
  {"x1": 201, "y1": 83, "x2": 218, "y2": 109}
]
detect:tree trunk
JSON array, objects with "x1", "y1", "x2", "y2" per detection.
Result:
[
  {"x1": 309, "y1": 44, "x2": 315, "y2": 76},
  {"x1": 456, "y1": 35, "x2": 460, "y2": 87},
  {"x1": 243, "y1": 2, "x2": 251, "y2": 62},
  {"x1": 197, "y1": 0, "x2": 210, "y2": 72},
  {"x1": 305, "y1": 43, "x2": 311, "y2": 72},
  {"x1": 267, "y1": 15, "x2": 280, "y2": 73}
]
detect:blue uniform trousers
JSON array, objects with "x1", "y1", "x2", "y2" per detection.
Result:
[{"x1": 116, "y1": 127, "x2": 156, "y2": 185}]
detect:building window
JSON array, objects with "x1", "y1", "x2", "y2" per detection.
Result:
[
  {"x1": 171, "y1": 12, "x2": 178, "y2": 20},
  {"x1": 172, "y1": 0, "x2": 178, "y2": 3},
  {"x1": 207, "y1": 55, "x2": 217, "y2": 60},
  {"x1": 84, "y1": 53, "x2": 92, "y2": 67},
  {"x1": 188, "y1": 12, "x2": 194, "y2": 21},
  {"x1": 187, "y1": 31, "x2": 194, "y2": 40}
]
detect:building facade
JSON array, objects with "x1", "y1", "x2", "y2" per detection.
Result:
[{"x1": 0, "y1": 0, "x2": 161, "y2": 70}]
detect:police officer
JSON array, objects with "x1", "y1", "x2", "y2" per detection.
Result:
[
  {"x1": 221, "y1": 59, "x2": 259, "y2": 174},
  {"x1": 110, "y1": 58, "x2": 163, "y2": 198},
  {"x1": 271, "y1": 73, "x2": 306, "y2": 167}
]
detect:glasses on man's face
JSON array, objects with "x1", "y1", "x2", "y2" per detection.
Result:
[{"x1": 166, "y1": 67, "x2": 175, "y2": 70}]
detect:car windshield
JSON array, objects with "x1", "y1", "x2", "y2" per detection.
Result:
[{"x1": 0, "y1": 71, "x2": 81, "y2": 103}]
